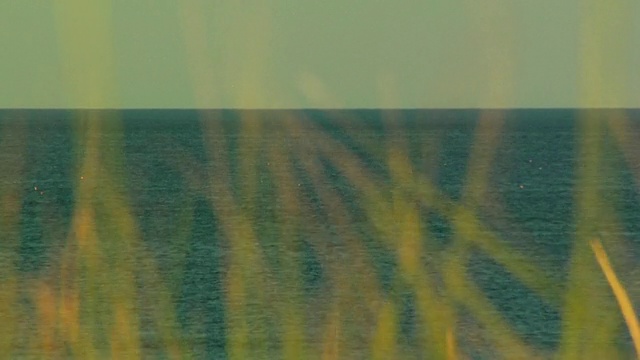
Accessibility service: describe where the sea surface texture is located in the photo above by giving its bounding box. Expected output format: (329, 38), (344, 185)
(0, 109), (639, 358)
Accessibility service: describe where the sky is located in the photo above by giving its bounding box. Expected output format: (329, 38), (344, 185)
(1, 1), (638, 109)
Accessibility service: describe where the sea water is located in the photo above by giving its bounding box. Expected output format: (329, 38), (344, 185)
(1, 109), (638, 358)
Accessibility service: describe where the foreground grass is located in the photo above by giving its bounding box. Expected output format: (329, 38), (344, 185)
(0, 111), (639, 358)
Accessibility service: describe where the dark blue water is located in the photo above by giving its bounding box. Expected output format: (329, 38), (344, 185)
(1, 109), (639, 358)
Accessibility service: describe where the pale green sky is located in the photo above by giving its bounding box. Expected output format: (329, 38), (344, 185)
(1, 1), (638, 108)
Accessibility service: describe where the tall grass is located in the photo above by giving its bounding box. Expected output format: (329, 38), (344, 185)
(2, 110), (639, 358)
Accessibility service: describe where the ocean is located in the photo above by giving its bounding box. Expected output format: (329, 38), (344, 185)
(1, 109), (638, 358)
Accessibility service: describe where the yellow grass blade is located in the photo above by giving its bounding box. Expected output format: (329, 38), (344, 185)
(268, 127), (308, 359)
(446, 327), (458, 360)
(590, 238), (640, 358)
(371, 301), (397, 360)
(462, 111), (504, 206)
(321, 305), (341, 360)
(35, 282), (58, 356)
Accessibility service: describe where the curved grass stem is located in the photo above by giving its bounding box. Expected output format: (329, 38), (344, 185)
(590, 238), (640, 359)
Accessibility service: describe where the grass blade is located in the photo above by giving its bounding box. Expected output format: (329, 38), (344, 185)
(590, 238), (640, 358)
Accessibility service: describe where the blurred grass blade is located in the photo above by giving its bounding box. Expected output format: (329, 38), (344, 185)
(321, 305), (341, 360)
(371, 301), (397, 360)
(590, 238), (640, 358)
(446, 327), (458, 360)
